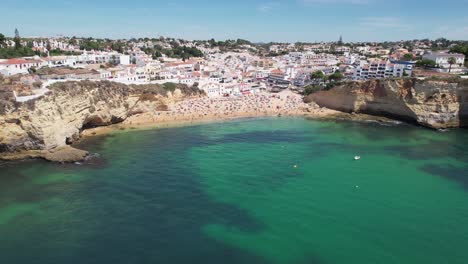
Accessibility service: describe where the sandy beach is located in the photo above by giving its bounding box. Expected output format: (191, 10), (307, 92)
(0, 90), (381, 162)
(81, 90), (340, 137)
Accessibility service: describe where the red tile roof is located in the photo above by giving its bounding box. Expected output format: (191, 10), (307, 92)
(165, 61), (194, 67)
(0, 59), (42, 65)
(271, 69), (284, 74)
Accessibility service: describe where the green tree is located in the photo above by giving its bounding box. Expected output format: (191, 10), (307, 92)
(163, 82), (177, 92)
(311, 71), (325, 80)
(14, 28), (21, 49)
(236, 39), (251, 46)
(402, 53), (414, 61)
(0, 46), (37, 59)
(450, 44), (468, 57)
(328, 72), (344, 81)
(79, 38), (103, 51)
(69, 37), (77, 46)
(416, 59), (436, 68)
(447, 57), (456, 73)
(110, 55), (118, 66)
(152, 51), (162, 59)
(0, 33), (5, 48)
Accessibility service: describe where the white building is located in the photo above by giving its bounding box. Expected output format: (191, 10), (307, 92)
(119, 55), (131, 65)
(0, 58), (47, 76)
(74, 52), (130, 65)
(353, 61), (406, 80)
(178, 77), (195, 85)
(355, 46), (371, 54)
(200, 83), (223, 97)
(43, 56), (77, 67)
(98, 69), (112, 79)
(422, 52), (465, 72)
(112, 66), (149, 83)
(335, 46), (351, 53)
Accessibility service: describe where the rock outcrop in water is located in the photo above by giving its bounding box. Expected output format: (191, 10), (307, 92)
(308, 78), (468, 129)
(0, 80), (204, 161)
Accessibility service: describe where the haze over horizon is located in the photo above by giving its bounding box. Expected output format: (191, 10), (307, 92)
(1, 0), (468, 42)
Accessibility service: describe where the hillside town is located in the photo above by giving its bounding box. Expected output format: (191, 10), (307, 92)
(3, 0), (468, 263)
(1, 30), (467, 101)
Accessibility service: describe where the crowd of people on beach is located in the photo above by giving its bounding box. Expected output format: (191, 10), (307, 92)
(121, 90), (325, 127)
(93, 90), (334, 133)
(164, 91), (310, 121)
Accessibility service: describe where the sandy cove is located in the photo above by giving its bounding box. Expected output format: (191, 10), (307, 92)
(81, 90), (343, 137)
(0, 90), (394, 162)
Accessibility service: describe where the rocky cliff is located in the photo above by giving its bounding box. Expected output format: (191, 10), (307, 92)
(0, 80), (204, 161)
(309, 78), (468, 129)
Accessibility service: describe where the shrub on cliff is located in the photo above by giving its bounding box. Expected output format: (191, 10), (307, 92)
(325, 81), (343, 91)
(0, 92), (15, 114)
(328, 72), (344, 82)
(47, 81), (204, 103)
(303, 85), (321, 96)
(139, 93), (159, 102)
(163, 82), (177, 92)
(32, 81), (43, 88)
(131, 82), (203, 97)
(311, 71), (326, 80)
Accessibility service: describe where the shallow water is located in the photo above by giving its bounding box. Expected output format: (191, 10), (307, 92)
(1, 117), (467, 264)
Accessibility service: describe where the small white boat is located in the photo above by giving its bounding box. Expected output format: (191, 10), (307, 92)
(354, 156), (361, 161)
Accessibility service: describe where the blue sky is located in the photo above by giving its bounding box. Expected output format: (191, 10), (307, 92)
(1, 0), (467, 42)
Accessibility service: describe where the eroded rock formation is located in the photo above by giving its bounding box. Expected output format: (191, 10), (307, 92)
(0, 80), (203, 161)
(309, 78), (468, 129)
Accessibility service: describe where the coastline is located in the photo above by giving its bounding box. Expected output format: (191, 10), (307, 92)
(0, 110), (401, 163)
(80, 108), (339, 137)
(80, 90), (337, 137)
(80, 108), (397, 138)
(0, 90), (400, 163)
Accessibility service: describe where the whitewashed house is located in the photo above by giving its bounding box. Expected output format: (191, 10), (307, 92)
(0, 59), (47, 76)
(422, 53), (465, 73)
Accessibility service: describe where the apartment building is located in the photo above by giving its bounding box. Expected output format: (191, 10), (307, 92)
(353, 61), (406, 80)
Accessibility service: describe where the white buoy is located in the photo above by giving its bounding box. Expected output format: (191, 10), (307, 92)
(294, 165), (298, 168)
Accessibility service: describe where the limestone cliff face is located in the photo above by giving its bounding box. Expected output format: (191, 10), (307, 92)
(0, 80), (203, 158)
(310, 78), (468, 129)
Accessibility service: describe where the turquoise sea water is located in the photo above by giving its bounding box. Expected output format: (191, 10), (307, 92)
(0, 117), (467, 264)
